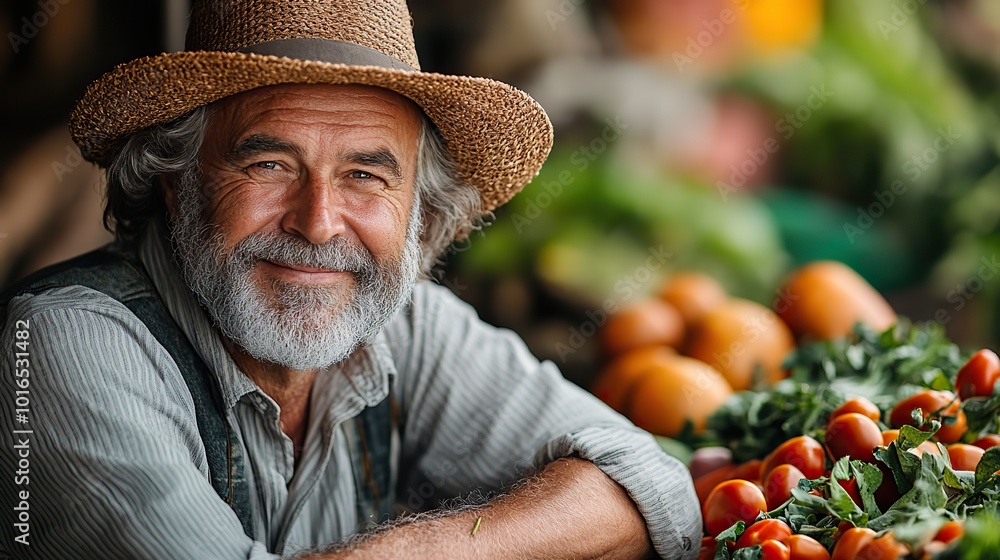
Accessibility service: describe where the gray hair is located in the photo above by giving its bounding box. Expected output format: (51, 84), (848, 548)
(104, 104), (483, 275)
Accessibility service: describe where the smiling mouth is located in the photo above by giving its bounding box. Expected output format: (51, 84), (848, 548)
(261, 259), (349, 276)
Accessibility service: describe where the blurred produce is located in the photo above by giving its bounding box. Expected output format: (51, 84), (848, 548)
(657, 272), (728, 328)
(599, 298), (684, 358)
(624, 353), (732, 438)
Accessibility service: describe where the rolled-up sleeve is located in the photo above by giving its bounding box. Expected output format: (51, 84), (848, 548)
(0, 288), (279, 559)
(386, 282), (702, 559)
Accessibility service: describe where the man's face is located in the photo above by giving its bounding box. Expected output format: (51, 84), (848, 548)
(166, 83), (424, 370)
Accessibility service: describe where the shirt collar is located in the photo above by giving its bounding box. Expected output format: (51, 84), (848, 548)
(135, 221), (395, 411)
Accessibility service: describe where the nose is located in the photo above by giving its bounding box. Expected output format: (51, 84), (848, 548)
(280, 172), (347, 245)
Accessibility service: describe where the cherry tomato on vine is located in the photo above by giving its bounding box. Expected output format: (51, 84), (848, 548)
(831, 527), (876, 560)
(831, 397), (881, 423)
(736, 519), (793, 549)
(761, 436), (826, 480)
(764, 464), (807, 510)
(947, 444), (985, 471)
(955, 349), (1000, 400)
(703, 479), (767, 536)
(826, 412), (882, 463)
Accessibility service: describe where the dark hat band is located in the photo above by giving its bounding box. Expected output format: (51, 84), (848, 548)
(238, 38), (415, 71)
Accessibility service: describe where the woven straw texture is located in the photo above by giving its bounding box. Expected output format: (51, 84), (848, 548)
(68, 0), (553, 214)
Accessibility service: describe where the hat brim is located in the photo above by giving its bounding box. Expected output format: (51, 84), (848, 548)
(69, 51), (554, 214)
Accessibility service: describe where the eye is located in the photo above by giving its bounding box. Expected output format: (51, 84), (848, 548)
(253, 161), (278, 171)
(351, 170), (375, 179)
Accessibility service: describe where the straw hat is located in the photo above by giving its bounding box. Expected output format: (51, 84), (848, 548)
(68, 0), (554, 214)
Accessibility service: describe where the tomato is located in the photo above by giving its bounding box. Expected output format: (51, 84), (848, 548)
(832, 527), (876, 560)
(694, 465), (737, 505)
(736, 519), (793, 549)
(933, 520), (964, 544)
(826, 412), (883, 463)
(831, 397), (881, 423)
(881, 430), (899, 445)
(731, 459), (764, 483)
(764, 464), (807, 510)
(947, 444), (985, 471)
(697, 536), (717, 560)
(838, 478), (863, 508)
(760, 539), (792, 560)
(973, 434), (1000, 451)
(783, 534), (830, 560)
(955, 349), (1000, 400)
(761, 436), (827, 481)
(888, 390), (966, 444)
(856, 533), (908, 560)
(874, 464), (902, 512)
(703, 479), (767, 536)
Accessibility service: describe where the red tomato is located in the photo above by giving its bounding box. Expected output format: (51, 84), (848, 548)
(783, 534), (830, 560)
(736, 519), (793, 549)
(731, 459), (764, 483)
(881, 429), (899, 445)
(703, 479), (768, 536)
(832, 527), (876, 560)
(948, 444), (985, 471)
(694, 465), (737, 505)
(697, 536), (717, 560)
(889, 390), (966, 444)
(956, 349), (1000, 400)
(933, 520), (964, 544)
(761, 436), (827, 481)
(856, 533), (908, 560)
(831, 397), (881, 423)
(760, 539), (791, 560)
(973, 434), (1000, 451)
(838, 478), (863, 508)
(826, 412), (883, 463)
(764, 464), (807, 510)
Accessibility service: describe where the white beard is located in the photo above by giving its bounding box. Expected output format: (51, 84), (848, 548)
(169, 167), (422, 370)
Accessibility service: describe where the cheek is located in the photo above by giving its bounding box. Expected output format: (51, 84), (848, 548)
(204, 183), (287, 245)
(348, 197), (413, 258)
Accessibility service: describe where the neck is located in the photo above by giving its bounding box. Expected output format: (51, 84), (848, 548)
(223, 338), (317, 451)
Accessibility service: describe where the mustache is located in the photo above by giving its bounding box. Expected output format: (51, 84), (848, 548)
(232, 232), (379, 276)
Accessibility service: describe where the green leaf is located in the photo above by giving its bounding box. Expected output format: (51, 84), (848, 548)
(714, 521), (746, 544)
(731, 546), (762, 560)
(850, 460), (885, 518)
(976, 447), (1000, 486)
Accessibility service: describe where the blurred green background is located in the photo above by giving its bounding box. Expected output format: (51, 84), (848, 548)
(2, 0), (999, 388)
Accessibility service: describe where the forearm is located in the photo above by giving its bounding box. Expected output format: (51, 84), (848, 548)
(298, 457), (653, 560)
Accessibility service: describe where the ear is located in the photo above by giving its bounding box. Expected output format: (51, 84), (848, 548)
(160, 174), (178, 218)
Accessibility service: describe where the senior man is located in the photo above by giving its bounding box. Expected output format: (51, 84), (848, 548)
(0, 0), (700, 558)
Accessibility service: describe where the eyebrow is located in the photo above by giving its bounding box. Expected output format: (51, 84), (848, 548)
(226, 134), (302, 164)
(346, 149), (403, 183)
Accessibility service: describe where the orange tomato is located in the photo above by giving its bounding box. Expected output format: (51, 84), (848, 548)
(703, 480), (767, 536)
(826, 412), (883, 463)
(838, 478), (863, 508)
(657, 272), (728, 328)
(685, 299), (795, 391)
(736, 519), (793, 549)
(764, 464), (807, 510)
(889, 390), (966, 444)
(591, 346), (675, 413)
(955, 349), (1000, 400)
(626, 355), (733, 437)
(730, 459), (764, 483)
(783, 534), (830, 560)
(933, 520), (964, 544)
(761, 436), (826, 481)
(600, 299), (685, 358)
(694, 465), (738, 505)
(831, 397), (881, 423)
(947, 444), (985, 472)
(856, 533), (908, 560)
(776, 261), (896, 341)
(832, 527), (876, 560)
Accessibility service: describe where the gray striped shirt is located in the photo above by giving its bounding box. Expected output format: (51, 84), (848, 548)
(0, 225), (701, 559)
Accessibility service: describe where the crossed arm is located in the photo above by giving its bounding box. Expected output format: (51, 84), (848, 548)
(299, 457), (654, 560)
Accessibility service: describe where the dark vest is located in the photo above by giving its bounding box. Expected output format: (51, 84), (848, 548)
(0, 243), (398, 541)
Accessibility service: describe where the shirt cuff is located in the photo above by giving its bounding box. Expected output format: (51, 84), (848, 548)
(534, 425), (702, 560)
